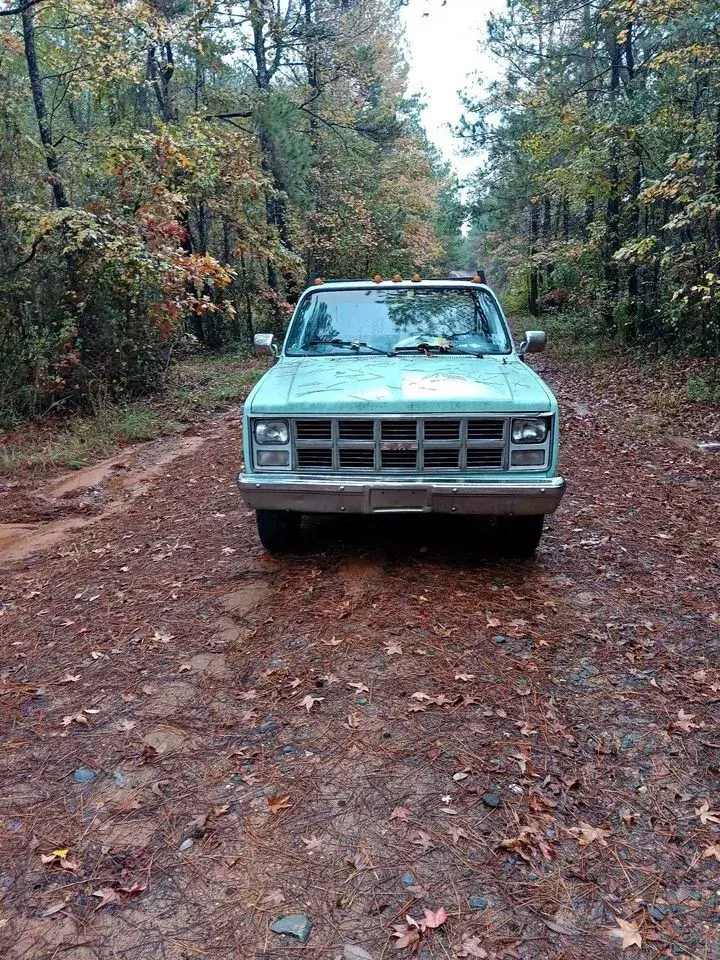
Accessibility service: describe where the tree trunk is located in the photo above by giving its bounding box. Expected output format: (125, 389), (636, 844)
(21, 7), (68, 209)
(603, 27), (622, 330)
(529, 201), (540, 316)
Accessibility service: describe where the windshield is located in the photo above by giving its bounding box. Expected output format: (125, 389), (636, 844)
(284, 287), (512, 356)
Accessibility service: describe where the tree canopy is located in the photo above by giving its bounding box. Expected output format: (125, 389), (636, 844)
(0, 0), (464, 425)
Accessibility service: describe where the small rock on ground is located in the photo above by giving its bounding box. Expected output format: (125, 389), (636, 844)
(72, 768), (96, 783)
(269, 914), (312, 943)
(482, 791), (501, 808)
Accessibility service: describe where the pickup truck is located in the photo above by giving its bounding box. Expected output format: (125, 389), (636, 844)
(238, 277), (565, 556)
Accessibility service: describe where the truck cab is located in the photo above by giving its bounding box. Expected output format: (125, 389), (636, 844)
(238, 277), (565, 556)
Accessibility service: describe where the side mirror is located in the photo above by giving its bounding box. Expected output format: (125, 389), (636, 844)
(519, 330), (547, 356)
(254, 333), (276, 357)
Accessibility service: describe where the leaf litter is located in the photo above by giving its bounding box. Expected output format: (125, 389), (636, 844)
(0, 355), (719, 959)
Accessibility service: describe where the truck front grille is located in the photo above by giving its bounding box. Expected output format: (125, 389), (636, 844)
(290, 417), (510, 473)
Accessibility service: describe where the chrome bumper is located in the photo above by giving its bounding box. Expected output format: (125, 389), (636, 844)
(237, 474), (565, 516)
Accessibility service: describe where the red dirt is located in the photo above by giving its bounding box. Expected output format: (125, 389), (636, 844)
(0, 358), (718, 960)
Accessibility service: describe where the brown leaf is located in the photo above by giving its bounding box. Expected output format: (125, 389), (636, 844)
(41, 901), (69, 917)
(267, 793), (291, 814)
(574, 822), (611, 846)
(695, 801), (720, 825)
(609, 918), (642, 949)
(392, 922), (421, 951)
(58, 673), (80, 684)
(701, 843), (720, 862)
(389, 805), (410, 821)
(40, 848), (69, 865)
(92, 887), (122, 908)
(457, 937), (487, 958)
(298, 694), (324, 711)
(301, 835), (323, 854)
(673, 709), (699, 732)
(348, 681), (369, 693)
(409, 829), (434, 853)
(385, 641), (403, 655)
(455, 673), (475, 682)
(421, 906), (447, 929)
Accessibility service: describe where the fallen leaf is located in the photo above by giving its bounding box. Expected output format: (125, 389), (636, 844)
(116, 719), (137, 732)
(259, 888), (285, 907)
(92, 887), (122, 908)
(298, 694), (324, 711)
(421, 906), (447, 929)
(609, 917), (642, 949)
(392, 921), (421, 951)
(40, 848), (69, 864)
(701, 843), (720, 862)
(448, 825), (468, 843)
(61, 713), (88, 727)
(322, 636), (343, 646)
(385, 641), (402, 655)
(301, 835), (323, 854)
(90, 651), (103, 660)
(348, 681), (369, 694)
(673, 709), (699, 732)
(457, 936), (487, 958)
(455, 673), (475, 682)
(486, 616), (501, 628)
(267, 793), (291, 814)
(58, 673), (80, 683)
(40, 901), (68, 917)
(575, 822), (611, 846)
(389, 806), (410, 821)
(695, 801), (720, 825)
(409, 829), (433, 853)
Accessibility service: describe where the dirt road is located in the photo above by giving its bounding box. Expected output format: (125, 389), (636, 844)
(1, 357), (719, 960)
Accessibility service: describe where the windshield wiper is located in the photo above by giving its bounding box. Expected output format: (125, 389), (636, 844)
(308, 338), (393, 356)
(393, 342), (485, 358)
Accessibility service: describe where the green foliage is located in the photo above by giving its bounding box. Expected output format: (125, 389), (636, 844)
(461, 0), (720, 356)
(0, 0), (462, 428)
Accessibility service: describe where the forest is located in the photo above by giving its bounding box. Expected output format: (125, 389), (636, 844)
(0, 0), (464, 427)
(462, 0), (720, 358)
(1, 0), (720, 430)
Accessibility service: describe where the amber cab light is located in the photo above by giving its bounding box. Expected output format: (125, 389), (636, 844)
(313, 277), (324, 285)
(411, 273), (422, 282)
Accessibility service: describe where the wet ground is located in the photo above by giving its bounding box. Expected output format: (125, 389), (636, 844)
(0, 356), (719, 959)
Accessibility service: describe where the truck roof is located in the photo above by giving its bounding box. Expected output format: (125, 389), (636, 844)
(303, 278), (492, 291)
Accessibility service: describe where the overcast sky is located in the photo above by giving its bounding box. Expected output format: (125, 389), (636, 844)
(400, 0), (502, 181)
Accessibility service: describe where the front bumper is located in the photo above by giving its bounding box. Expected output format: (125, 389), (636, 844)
(237, 474), (566, 516)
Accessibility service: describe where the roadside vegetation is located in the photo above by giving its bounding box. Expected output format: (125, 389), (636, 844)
(461, 0), (720, 361)
(0, 351), (263, 475)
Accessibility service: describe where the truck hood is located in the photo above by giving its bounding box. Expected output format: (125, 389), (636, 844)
(248, 355), (554, 415)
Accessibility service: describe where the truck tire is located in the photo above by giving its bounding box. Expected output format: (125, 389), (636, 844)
(497, 515), (544, 559)
(255, 509), (301, 553)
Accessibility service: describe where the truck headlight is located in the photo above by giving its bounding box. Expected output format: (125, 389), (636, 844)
(512, 418), (548, 443)
(255, 420), (289, 445)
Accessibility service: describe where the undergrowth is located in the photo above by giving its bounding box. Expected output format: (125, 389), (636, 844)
(0, 351), (264, 475)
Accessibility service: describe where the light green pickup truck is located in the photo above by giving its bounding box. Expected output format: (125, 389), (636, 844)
(238, 277), (565, 556)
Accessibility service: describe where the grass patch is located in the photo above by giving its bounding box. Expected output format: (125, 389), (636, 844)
(0, 350), (264, 476)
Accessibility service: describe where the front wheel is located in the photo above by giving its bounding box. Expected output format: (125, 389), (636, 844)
(255, 509), (302, 553)
(496, 515), (545, 559)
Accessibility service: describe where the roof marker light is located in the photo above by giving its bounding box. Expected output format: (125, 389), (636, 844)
(392, 274), (403, 282)
(411, 273), (422, 282)
(471, 274), (482, 283)
(373, 274), (383, 283)
(313, 277), (324, 285)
